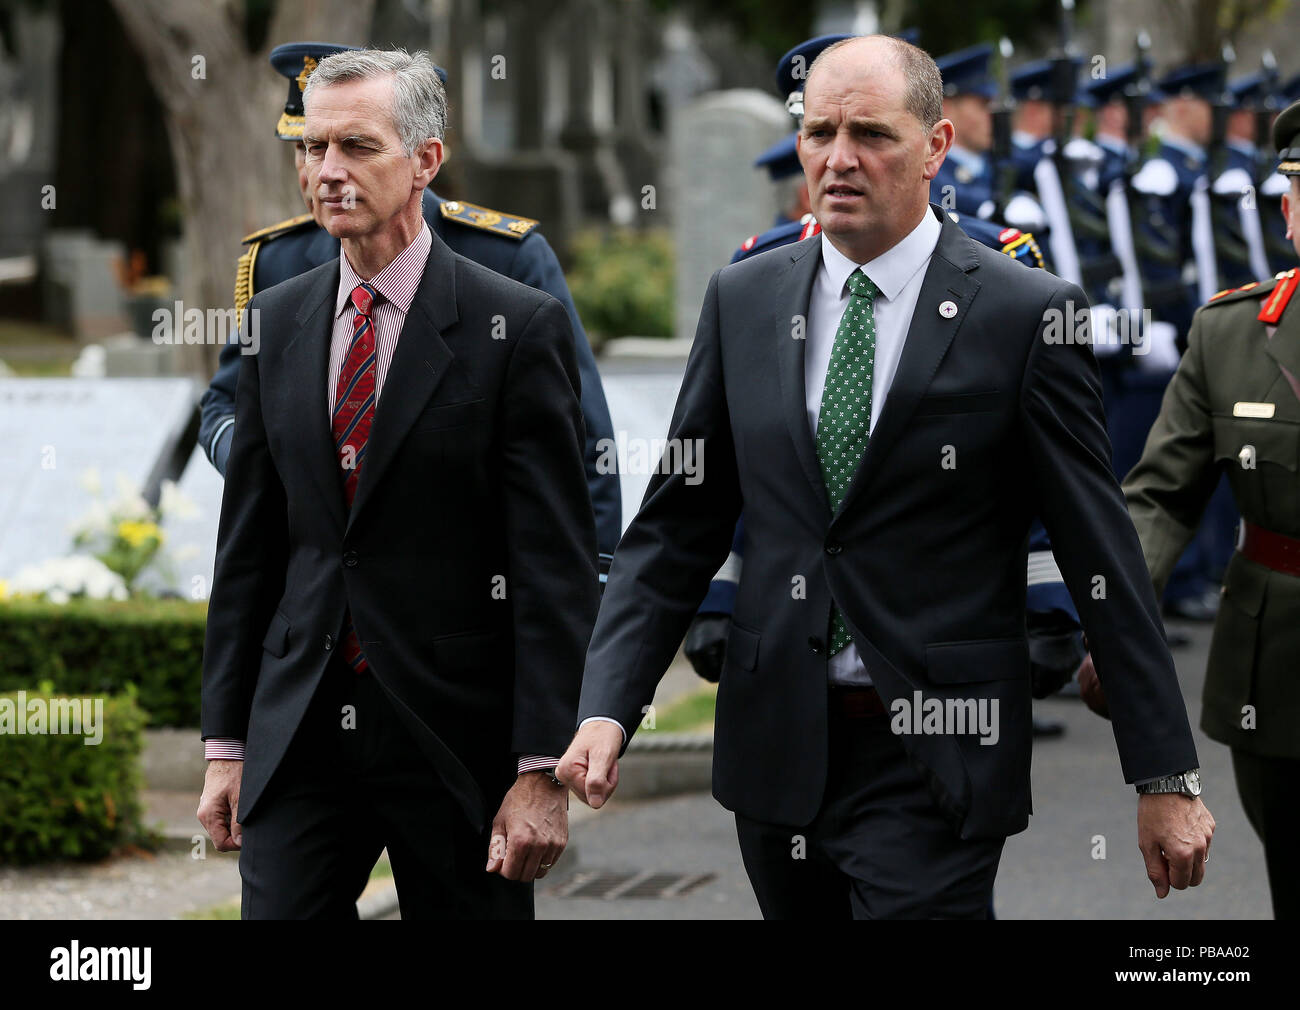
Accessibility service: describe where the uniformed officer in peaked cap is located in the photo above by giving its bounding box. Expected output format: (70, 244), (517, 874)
(1083, 98), (1300, 919)
(200, 41), (622, 580)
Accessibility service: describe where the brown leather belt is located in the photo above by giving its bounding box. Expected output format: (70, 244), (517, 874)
(1238, 519), (1300, 577)
(830, 686), (887, 719)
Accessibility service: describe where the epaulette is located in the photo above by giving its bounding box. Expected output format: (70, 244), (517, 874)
(1258, 268), (1299, 324)
(233, 213), (315, 315)
(997, 227), (1045, 269)
(1204, 272), (1286, 316)
(438, 199), (538, 240)
(240, 212), (315, 246)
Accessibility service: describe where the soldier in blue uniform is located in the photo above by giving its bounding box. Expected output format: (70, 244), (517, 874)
(200, 42), (621, 579)
(752, 133), (811, 229)
(930, 44), (999, 220)
(1121, 63), (1225, 620)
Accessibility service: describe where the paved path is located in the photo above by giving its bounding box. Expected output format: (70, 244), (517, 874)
(534, 620), (1271, 920)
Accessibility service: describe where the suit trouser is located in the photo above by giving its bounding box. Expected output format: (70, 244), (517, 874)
(238, 655), (532, 919)
(1231, 748), (1300, 920)
(734, 694), (1005, 919)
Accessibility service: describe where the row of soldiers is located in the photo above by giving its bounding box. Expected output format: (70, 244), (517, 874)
(738, 34), (1299, 631)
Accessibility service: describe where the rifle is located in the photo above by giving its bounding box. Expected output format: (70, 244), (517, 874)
(991, 36), (1017, 217)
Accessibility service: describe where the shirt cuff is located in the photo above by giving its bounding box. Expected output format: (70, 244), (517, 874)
(517, 755), (559, 774)
(579, 715), (627, 745)
(205, 737), (246, 761)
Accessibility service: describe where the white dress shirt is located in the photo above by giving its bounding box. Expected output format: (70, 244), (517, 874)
(583, 208), (943, 740)
(807, 207), (941, 686)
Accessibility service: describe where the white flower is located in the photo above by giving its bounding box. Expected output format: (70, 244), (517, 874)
(80, 467), (103, 497)
(109, 472), (151, 520)
(70, 500), (112, 538)
(9, 556), (129, 602)
(159, 479), (200, 521)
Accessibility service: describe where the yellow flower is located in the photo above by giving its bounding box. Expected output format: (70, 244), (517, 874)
(0, 579), (8, 601)
(117, 520), (163, 548)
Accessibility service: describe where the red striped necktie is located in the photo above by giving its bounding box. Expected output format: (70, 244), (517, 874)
(331, 281), (380, 673)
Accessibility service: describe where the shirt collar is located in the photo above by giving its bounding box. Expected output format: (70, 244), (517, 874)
(1161, 133), (1206, 164)
(336, 220), (433, 317)
(946, 144), (985, 172)
(818, 206), (941, 304)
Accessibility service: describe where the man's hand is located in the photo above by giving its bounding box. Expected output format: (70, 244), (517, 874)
(1076, 652), (1110, 719)
(684, 613), (730, 682)
(485, 772), (568, 882)
(556, 721), (623, 809)
(197, 759), (243, 851)
(1138, 793), (1216, 898)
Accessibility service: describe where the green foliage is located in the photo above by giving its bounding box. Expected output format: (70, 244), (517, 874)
(0, 598), (207, 727)
(0, 687), (153, 864)
(901, 1), (1092, 58)
(567, 228), (675, 341)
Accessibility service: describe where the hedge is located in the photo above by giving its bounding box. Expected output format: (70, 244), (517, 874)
(0, 598), (206, 727)
(0, 686), (154, 864)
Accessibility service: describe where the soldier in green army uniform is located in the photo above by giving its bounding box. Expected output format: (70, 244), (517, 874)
(1078, 99), (1300, 919)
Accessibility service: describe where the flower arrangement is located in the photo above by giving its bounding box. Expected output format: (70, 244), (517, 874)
(2, 470), (200, 603)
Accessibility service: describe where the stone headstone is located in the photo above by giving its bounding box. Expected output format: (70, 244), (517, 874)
(0, 378), (199, 585)
(598, 357), (688, 530)
(670, 89), (790, 340)
(41, 230), (128, 340)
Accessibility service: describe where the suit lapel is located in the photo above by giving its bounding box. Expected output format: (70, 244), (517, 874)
(345, 232), (458, 531)
(285, 261), (348, 534)
(833, 210), (981, 521)
(775, 235), (833, 514)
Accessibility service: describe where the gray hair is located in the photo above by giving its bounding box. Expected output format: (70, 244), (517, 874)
(303, 48), (447, 155)
(806, 35), (944, 130)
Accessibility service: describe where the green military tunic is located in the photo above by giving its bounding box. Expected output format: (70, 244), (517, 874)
(1123, 268), (1300, 759)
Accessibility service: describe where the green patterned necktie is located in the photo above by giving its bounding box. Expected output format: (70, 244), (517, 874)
(815, 268), (878, 656)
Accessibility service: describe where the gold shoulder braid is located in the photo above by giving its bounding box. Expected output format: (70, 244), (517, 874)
(234, 242), (260, 317)
(232, 213), (315, 314)
(438, 199), (539, 240)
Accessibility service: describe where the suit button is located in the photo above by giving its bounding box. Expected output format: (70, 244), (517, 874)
(825, 543), (842, 556)
(808, 636), (825, 655)
(343, 551), (358, 567)
(324, 634), (334, 651)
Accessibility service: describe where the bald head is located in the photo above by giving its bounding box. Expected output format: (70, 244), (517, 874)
(806, 35), (944, 131)
(796, 34), (953, 263)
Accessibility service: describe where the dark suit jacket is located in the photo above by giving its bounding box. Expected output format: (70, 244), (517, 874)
(201, 229), (599, 833)
(579, 205), (1198, 840)
(199, 189), (622, 560)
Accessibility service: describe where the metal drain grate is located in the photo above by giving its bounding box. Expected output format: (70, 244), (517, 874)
(549, 870), (715, 899)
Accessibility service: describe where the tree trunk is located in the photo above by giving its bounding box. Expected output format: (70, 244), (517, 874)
(108, 0), (375, 373)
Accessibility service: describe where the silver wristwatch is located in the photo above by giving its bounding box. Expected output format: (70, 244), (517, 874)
(1136, 769), (1202, 797)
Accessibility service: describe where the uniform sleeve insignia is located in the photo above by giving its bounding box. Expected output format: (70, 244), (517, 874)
(439, 199), (538, 240)
(741, 234), (758, 252)
(799, 219), (821, 241)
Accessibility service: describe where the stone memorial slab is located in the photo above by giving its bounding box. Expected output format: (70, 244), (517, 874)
(0, 377), (199, 583)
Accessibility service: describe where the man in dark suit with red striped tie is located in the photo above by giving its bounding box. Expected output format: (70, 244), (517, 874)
(197, 47), (598, 919)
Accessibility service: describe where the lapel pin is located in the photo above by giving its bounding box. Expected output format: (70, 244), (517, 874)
(939, 300), (958, 319)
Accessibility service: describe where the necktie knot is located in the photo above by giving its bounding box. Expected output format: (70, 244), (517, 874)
(846, 269), (878, 301)
(350, 282), (379, 317)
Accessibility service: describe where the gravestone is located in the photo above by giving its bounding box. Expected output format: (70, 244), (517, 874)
(670, 89), (789, 341)
(0, 378), (199, 585)
(598, 357), (688, 530)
